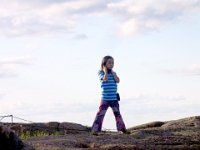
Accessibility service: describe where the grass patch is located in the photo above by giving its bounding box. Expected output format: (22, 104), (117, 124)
(20, 130), (61, 140)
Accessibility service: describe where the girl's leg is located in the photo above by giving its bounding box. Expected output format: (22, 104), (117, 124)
(110, 101), (126, 132)
(91, 100), (109, 132)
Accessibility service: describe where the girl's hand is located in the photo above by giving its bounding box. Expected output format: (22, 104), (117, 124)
(103, 66), (107, 74)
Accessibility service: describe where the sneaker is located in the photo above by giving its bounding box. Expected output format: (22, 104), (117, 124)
(91, 131), (99, 136)
(121, 129), (131, 134)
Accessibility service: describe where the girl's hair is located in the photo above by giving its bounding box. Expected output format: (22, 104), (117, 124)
(99, 55), (114, 73)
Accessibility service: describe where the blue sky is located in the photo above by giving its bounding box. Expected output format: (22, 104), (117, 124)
(0, 0), (200, 129)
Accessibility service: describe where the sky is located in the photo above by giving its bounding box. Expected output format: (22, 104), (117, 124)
(0, 0), (200, 130)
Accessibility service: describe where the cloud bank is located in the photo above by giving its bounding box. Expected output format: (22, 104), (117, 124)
(162, 64), (200, 76)
(0, 56), (35, 78)
(0, 0), (200, 37)
(107, 0), (200, 36)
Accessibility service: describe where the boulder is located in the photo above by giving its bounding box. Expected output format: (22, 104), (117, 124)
(0, 125), (33, 150)
(161, 116), (200, 128)
(129, 121), (165, 130)
(59, 122), (89, 134)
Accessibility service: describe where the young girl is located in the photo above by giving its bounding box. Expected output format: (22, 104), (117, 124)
(91, 55), (128, 134)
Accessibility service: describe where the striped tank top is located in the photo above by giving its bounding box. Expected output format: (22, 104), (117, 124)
(98, 71), (118, 101)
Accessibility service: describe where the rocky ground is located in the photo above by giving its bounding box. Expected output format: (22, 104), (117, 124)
(1, 116), (200, 150)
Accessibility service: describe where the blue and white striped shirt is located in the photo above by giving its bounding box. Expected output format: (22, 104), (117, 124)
(99, 71), (118, 101)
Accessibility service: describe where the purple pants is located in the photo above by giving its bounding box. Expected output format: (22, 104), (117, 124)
(91, 100), (126, 132)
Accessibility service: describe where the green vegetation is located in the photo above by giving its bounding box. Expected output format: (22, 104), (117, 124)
(20, 130), (61, 140)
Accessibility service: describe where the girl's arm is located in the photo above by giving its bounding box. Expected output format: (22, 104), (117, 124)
(112, 71), (120, 83)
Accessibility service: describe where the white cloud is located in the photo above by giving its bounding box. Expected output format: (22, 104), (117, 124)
(0, 100), (97, 123)
(162, 64), (200, 76)
(0, 0), (200, 37)
(0, 0), (106, 37)
(0, 56), (35, 78)
(108, 0), (200, 37)
(72, 34), (88, 40)
(0, 93), (5, 100)
(180, 64), (200, 75)
(0, 101), (22, 116)
(121, 93), (200, 125)
(123, 93), (186, 106)
(0, 56), (35, 66)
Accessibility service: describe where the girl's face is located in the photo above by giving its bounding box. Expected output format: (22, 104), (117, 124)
(105, 58), (114, 69)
